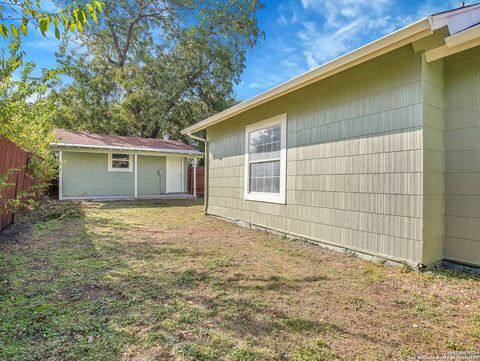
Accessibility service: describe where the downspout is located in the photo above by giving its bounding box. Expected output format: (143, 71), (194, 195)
(185, 132), (208, 215)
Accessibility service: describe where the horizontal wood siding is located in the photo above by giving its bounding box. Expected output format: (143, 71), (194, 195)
(207, 45), (424, 264)
(444, 46), (480, 266)
(137, 155), (166, 196)
(62, 152), (134, 197)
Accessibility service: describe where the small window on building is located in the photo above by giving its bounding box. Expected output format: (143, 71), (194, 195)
(244, 113), (286, 204)
(108, 153), (133, 172)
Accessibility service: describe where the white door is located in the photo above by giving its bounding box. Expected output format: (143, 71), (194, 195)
(166, 157), (183, 193)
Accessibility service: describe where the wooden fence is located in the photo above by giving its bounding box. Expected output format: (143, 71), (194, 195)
(187, 166), (204, 197)
(0, 137), (34, 231)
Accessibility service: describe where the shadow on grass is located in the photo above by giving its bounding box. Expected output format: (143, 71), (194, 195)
(0, 199), (218, 360)
(430, 268), (480, 282)
(196, 291), (346, 338)
(0, 200), (154, 360)
(221, 274), (328, 292)
(0, 199), (84, 243)
(7, 198), (476, 360)
(95, 198), (203, 211)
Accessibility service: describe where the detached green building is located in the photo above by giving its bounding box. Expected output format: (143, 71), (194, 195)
(51, 129), (203, 200)
(183, 4), (480, 269)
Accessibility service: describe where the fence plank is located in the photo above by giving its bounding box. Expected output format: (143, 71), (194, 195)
(0, 137), (32, 231)
(187, 165), (204, 196)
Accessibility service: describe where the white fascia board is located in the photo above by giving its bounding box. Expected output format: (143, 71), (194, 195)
(50, 142), (203, 156)
(425, 37), (480, 62)
(426, 22), (480, 62)
(445, 23), (480, 47)
(181, 17), (432, 135)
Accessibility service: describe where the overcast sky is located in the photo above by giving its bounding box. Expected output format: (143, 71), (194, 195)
(7, 0), (467, 100)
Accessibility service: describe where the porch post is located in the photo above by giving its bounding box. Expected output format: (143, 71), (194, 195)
(134, 154), (138, 198)
(193, 158), (197, 198)
(59, 151), (63, 201)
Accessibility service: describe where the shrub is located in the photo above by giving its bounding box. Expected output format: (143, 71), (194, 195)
(0, 41), (58, 214)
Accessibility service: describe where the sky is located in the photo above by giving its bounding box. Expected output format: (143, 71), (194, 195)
(4, 0), (469, 100)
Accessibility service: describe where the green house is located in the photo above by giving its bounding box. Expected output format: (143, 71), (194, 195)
(182, 4), (480, 269)
(51, 129), (203, 200)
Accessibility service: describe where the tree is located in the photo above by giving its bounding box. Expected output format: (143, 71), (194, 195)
(52, 0), (264, 141)
(0, 0), (103, 39)
(0, 1), (104, 213)
(0, 41), (58, 211)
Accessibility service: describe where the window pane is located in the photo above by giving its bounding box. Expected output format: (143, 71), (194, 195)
(265, 162), (273, 176)
(272, 177), (280, 193)
(249, 160), (281, 194)
(111, 154), (130, 169)
(112, 153), (129, 160)
(265, 177), (272, 192)
(112, 160), (129, 168)
(258, 162), (265, 177)
(250, 176), (257, 192)
(273, 161), (280, 175)
(249, 125), (281, 161)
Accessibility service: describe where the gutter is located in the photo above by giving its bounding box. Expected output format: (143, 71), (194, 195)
(186, 134), (206, 144)
(181, 133), (209, 214)
(181, 17), (432, 135)
(181, 4), (480, 135)
(50, 142), (203, 157)
(181, 3), (480, 215)
(181, 17), (434, 215)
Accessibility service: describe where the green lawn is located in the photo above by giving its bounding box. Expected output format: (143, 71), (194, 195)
(0, 200), (479, 360)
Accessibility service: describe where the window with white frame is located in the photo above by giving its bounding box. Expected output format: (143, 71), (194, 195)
(244, 113), (287, 204)
(108, 153), (133, 172)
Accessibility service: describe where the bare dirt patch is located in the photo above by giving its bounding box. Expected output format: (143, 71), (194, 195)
(1, 199), (478, 361)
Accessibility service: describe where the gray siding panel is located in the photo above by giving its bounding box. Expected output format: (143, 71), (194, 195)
(444, 46), (480, 266)
(206, 46), (425, 264)
(421, 55), (445, 266)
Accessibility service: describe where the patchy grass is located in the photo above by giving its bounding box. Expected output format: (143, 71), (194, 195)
(291, 339), (339, 361)
(0, 199), (479, 361)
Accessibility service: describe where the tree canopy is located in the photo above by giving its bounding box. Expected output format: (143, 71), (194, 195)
(52, 0), (264, 141)
(0, 1), (103, 212)
(0, 0), (103, 39)
(0, 41), (60, 211)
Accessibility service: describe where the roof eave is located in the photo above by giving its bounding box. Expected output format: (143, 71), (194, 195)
(425, 22), (480, 62)
(181, 17), (433, 136)
(49, 142), (203, 156)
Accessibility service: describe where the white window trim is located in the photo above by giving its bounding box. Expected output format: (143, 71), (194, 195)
(244, 113), (287, 204)
(108, 153), (133, 172)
